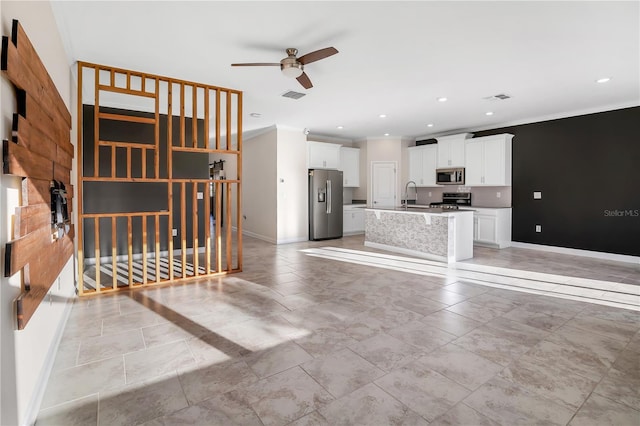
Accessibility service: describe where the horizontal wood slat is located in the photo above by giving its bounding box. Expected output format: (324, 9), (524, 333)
(12, 114), (57, 160)
(4, 226), (51, 277)
(3, 140), (53, 180)
(17, 233), (73, 329)
(98, 84), (156, 98)
(53, 163), (71, 185)
(24, 91), (73, 156)
(12, 21), (71, 127)
(14, 203), (50, 239)
(22, 178), (51, 205)
(98, 112), (156, 124)
(98, 140), (156, 150)
(56, 144), (73, 170)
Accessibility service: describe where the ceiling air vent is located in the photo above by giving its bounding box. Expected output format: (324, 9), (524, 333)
(484, 93), (511, 101)
(281, 90), (306, 100)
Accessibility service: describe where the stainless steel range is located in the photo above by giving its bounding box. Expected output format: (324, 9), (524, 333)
(429, 192), (472, 210)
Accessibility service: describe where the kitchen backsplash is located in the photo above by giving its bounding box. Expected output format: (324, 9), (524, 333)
(415, 186), (512, 208)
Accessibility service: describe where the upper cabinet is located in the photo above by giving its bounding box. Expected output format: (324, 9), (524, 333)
(339, 146), (360, 187)
(308, 141), (341, 169)
(464, 134), (513, 186)
(408, 144), (438, 186)
(436, 133), (473, 168)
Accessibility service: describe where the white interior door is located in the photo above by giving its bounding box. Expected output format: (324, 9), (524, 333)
(371, 161), (397, 208)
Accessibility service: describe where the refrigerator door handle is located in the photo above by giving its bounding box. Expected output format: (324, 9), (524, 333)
(326, 180), (332, 214)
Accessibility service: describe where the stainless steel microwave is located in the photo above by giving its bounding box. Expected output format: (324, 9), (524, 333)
(436, 168), (465, 185)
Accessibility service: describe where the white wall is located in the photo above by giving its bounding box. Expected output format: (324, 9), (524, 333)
(242, 127), (277, 242)
(1, 2), (76, 425)
(276, 128), (308, 243)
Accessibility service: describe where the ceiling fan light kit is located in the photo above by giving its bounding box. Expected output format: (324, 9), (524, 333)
(232, 46), (338, 89)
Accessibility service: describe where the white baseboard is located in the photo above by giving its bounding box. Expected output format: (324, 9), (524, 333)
(242, 229), (277, 244)
(510, 242), (640, 265)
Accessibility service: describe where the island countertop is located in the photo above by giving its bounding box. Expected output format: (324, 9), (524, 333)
(364, 207), (473, 263)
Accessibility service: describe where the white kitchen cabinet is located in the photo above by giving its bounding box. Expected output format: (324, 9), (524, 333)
(308, 141), (341, 169)
(436, 133), (472, 168)
(472, 207), (512, 248)
(408, 144), (438, 186)
(339, 147), (360, 187)
(464, 134), (513, 186)
(343, 205), (365, 234)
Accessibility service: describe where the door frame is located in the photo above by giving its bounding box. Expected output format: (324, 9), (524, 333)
(370, 161), (397, 208)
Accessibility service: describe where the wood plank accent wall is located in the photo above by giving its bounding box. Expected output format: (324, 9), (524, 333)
(1, 20), (75, 330)
(77, 62), (243, 295)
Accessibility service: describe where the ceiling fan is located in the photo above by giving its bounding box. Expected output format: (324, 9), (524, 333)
(231, 47), (338, 89)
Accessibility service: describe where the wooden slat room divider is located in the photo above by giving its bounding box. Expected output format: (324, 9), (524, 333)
(77, 62), (242, 295)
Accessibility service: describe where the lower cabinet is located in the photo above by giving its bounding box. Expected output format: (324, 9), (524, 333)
(343, 206), (365, 235)
(472, 208), (512, 248)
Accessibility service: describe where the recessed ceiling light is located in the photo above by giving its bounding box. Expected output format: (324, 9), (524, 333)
(379, 114), (387, 118)
(337, 126), (344, 129)
(596, 77), (611, 83)
(384, 133), (390, 136)
(485, 111), (494, 116)
(437, 97), (448, 102)
(426, 123), (434, 128)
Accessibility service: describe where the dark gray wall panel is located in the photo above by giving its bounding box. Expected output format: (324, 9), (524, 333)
(474, 106), (640, 256)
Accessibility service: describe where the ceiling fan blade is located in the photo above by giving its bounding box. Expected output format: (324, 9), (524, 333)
(298, 47), (338, 65)
(297, 72), (313, 89)
(231, 63), (280, 67)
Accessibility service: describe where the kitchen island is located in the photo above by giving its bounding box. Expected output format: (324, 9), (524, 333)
(364, 207), (474, 263)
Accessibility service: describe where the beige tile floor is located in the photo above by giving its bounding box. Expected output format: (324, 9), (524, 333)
(36, 235), (640, 425)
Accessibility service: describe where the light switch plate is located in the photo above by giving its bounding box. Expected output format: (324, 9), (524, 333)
(535, 225), (542, 233)
(533, 191), (542, 199)
(197, 192), (204, 199)
(172, 229), (177, 236)
(496, 191), (501, 198)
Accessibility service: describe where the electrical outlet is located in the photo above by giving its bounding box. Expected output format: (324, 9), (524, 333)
(197, 192), (204, 199)
(496, 191), (501, 198)
(535, 225), (542, 233)
(428, 191), (432, 197)
(172, 229), (177, 236)
(534, 191), (542, 199)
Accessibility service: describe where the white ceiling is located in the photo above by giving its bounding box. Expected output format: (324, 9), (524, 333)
(51, 1), (639, 141)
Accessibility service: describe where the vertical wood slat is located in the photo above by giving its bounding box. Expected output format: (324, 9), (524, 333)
(192, 85), (197, 148)
(155, 78), (160, 179)
(192, 182), (199, 275)
(226, 183), (232, 271)
(142, 216), (148, 284)
(141, 147), (146, 179)
(126, 146), (131, 179)
(110, 69), (115, 87)
(111, 145), (116, 178)
(141, 74), (146, 92)
(77, 62), (85, 294)
(237, 92), (243, 270)
(205, 181), (211, 274)
(167, 83), (174, 281)
(215, 181), (222, 272)
(94, 67), (100, 177)
(180, 83), (185, 148)
(94, 217), (101, 291)
(127, 216), (133, 286)
(204, 88), (210, 150)
(215, 90), (220, 150)
(112, 216), (117, 289)
(155, 214), (160, 283)
(181, 182), (187, 278)
(226, 91), (232, 150)
(126, 71), (131, 90)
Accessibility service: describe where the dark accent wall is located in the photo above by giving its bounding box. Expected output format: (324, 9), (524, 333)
(473, 106), (640, 256)
(82, 105), (208, 257)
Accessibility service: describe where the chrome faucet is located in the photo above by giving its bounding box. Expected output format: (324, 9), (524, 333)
(403, 181), (418, 210)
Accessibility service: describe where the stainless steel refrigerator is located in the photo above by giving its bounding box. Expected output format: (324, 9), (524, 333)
(309, 169), (343, 240)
